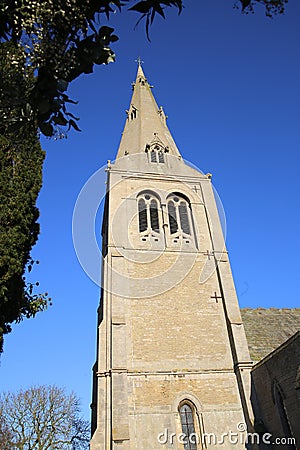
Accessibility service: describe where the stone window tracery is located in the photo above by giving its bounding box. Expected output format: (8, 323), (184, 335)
(137, 192), (161, 243)
(146, 143), (165, 164)
(167, 194), (194, 245)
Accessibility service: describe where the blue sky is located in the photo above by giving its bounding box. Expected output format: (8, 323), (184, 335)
(1, 0), (300, 420)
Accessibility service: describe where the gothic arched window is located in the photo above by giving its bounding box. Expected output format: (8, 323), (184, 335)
(167, 194), (194, 245)
(273, 383), (296, 448)
(179, 403), (198, 450)
(137, 192), (161, 242)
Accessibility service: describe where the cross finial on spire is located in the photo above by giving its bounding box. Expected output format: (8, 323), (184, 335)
(135, 56), (144, 66)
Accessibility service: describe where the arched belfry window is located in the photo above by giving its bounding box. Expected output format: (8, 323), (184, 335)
(179, 403), (198, 450)
(137, 192), (161, 243)
(167, 194), (194, 246)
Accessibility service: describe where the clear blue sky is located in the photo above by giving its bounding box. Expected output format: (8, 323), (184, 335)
(1, 0), (300, 421)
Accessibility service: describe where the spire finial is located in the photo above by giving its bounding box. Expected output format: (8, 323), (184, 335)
(135, 56), (144, 67)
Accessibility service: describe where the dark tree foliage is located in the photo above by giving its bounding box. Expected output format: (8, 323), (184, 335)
(0, 43), (50, 352)
(0, 0), (288, 137)
(239, 0), (287, 16)
(0, 130), (50, 352)
(0, 44), (50, 351)
(0, 0), (183, 138)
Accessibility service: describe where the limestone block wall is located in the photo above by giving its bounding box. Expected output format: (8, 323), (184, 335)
(127, 373), (246, 450)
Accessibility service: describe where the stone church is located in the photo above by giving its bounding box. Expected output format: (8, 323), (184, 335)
(90, 64), (299, 449)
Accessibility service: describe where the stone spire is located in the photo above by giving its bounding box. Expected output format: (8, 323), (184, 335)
(116, 62), (181, 159)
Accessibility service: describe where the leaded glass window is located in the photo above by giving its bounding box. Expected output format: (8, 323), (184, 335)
(179, 403), (197, 450)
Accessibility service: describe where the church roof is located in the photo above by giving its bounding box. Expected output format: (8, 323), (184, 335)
(241, 307), (300, 362)
(116, 63), (181, 159)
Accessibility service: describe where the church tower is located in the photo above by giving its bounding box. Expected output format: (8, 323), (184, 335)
(90, 64), (253, 449)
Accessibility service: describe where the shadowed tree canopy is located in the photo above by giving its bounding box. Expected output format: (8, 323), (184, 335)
(0, 0), (288, 138)
(0, 385), (89, 449)
(0, 0), (183, 138)
(239, 0), (287, 16)
(0, 42), (51, 353)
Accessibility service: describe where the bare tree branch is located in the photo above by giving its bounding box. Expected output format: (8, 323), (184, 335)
(0, 385), (89, 449)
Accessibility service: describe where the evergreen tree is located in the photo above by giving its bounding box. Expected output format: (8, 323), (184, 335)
(0, 130), (49, 352)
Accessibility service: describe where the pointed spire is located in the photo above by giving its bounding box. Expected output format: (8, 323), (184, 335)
(135, 56), (145, 76)
(116, 63), (181, 159)
(136, 62), (145, 80)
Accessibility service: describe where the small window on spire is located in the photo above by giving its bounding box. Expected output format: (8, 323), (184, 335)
(158, 151), (164, 163)
(130, 106), (137, 120)
(148, 144), (165, 164)
(150, 151), (157, 163)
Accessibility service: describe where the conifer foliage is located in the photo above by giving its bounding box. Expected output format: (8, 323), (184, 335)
(0, 43), (50, 352)
(0, 131), (49, 353)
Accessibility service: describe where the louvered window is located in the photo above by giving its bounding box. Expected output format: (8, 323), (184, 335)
(150, 151), (157, 162)
(150, 199), (159, 232)
(148, 145), (165, 163)
(168, 201), (178, 234)
(138, 199), (147, 232)
(158, 151), (164, 163)
(179, 202), (190, 234)
(137, 193), (161, 241)
(179, 403), (197, 450)
(167, 194), (193, 245)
